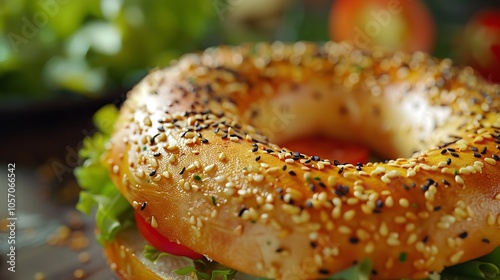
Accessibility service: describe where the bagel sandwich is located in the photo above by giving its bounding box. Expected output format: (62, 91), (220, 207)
(75, 42), (500, 280)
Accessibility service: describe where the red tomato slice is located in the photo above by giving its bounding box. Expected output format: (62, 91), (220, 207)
(134, 211), (203, 259)
(492, 45), (500, 61)
(280, 136), (370, 164)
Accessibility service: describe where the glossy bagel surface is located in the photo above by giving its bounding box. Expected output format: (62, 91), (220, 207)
(105, 42), (500, 279)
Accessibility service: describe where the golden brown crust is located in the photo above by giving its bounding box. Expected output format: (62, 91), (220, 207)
(105, 42), (500, 279)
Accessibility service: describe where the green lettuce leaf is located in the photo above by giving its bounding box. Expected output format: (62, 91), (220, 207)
(144, 244), (171, 263)
(327, 259), (372, 280)
(143, 245), (239, 280)
(173, 257), (371, 280)
(174, 257), (238, 280)
(75, 104), (134, 243)
(440, 247), (500, 280)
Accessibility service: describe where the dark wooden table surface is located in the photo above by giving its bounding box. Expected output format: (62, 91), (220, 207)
(0, 165), (117, 280)
(0, 95), (124, 280)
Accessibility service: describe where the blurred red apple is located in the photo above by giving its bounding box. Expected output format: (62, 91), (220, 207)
(460, 10), (500, 84)
(329, 0), (435, 52)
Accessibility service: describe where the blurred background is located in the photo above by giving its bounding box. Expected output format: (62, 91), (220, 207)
(1, 0), (500, 279)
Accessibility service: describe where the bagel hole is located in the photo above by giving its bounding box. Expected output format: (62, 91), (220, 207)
(248, 84), (452, 161)
(278, 134), (379, 164)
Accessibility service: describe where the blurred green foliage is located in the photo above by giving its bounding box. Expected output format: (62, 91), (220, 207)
(0, 0), (216, 100)
(1, 0), (498, 103)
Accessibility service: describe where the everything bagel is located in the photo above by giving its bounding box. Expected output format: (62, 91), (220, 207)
(104, 41), (500, 279)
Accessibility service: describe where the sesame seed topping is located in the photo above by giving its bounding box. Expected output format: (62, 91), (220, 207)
(455, 175), (465, 185)
(449, 250), (464, 264)
(282, 204), (301, 215)
(218, 152), (226, 161)
(253, 174), (264, 182)
(150, 216), (158, 228)
(379, 222), (388, 237)
(399, 198), (410, 208)
(135, 169), (144, 178)
(338, 225), (352, 235)
(327, 175), (336, 187)
(407, 233), (417, 245)
(166, 144), (179, 151)
(204, 164), (216, 173)
(168, 154), (176, 163)
(349, 237), (360, 244)
(365, 242), (375, 254)
(319, 269), (329, 275)
(488, 212), (495, 226)
(485, 157), (497, 165)
(343, 209), (356, 221)
(385, 196), (394, 208)
(238, 207), (248, 217)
